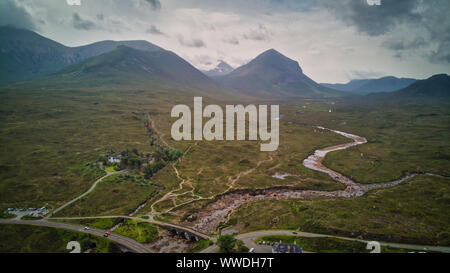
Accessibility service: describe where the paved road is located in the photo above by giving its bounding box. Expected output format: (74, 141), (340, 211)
(48, 170), (126, 218)
(237, 230), (450, 253)
(0, 219), (150, 253)
(201, 230), (450, 253)
(52, 215), (214, 242)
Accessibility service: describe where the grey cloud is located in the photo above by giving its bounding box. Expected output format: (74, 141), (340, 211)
(346, 70), (384, 80)
(429, 43), (450, 64)
(324, 0), (450, 63)
(322, 0), (421, 36)
(420, 0), (450, 63)
(223, 36), (240, 45)
(383, 37), (426, 51)
(177, 35), (206, 48)
(195, 55), (214, 66)
(144, 0), (161, 11)
(72, 13), (96, 30)
(146, 25), (164, 35)
(243, 24), (271, 41)
(393, 52), (403, 59)
(0, 0), (38, 30)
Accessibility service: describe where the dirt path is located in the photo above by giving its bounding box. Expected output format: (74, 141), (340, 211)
(146, 114), (171, 148)
(153, 154), (275, 216)
(48, 170), (127, 218)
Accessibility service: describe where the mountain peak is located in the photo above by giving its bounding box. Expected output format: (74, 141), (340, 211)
(217, 60), (233, 69)
(202, 60), (234, 77)
(214, 49), (342, 98)
(261, 48), (279, 55)
(251, 48), (303, 74)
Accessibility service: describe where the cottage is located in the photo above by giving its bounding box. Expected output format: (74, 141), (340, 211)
(108, 155), (122, 163)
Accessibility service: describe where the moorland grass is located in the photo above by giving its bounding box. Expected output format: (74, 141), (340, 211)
(228, 175), (450, 245)
(0, 223), (121, 253)
(54, 173), (157, 217)
(113, 219), (160, 243)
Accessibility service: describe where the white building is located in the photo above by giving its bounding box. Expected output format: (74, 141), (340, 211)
(108, 155), (122, 163)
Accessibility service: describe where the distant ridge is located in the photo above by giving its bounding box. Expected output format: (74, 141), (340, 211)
(214, 49), (343, 98)
(363, 74), (450, 104)
(391, 74), (450, 98)
(321, 76), (416, 94)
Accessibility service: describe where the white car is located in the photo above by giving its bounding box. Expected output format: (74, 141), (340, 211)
(84, 226), (89, 230)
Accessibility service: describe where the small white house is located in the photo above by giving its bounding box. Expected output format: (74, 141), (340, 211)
(108, 156), (121, 163)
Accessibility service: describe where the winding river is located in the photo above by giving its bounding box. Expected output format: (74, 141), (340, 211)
(184, 127), (442, 234)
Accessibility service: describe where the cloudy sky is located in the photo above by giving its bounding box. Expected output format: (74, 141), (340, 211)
(1, 0), (449, 83)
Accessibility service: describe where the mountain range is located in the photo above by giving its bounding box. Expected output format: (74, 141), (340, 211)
(0, 26), (163, 83)
(1, 26), (448, 101)
(321, 76), (417, 95)
(0, 27), (342, 98)
(46, 45), (218, 90)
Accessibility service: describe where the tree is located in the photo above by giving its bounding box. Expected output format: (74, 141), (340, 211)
(217, 235), (237, 253)
(149, 136), (157, 146)
(144, 160), (167, 178)
(217, 235), (249, 253)
(166, 147), (183, 161)
(153, 148), (167, 162)
(144, 165), (153, 179)
(98, 156), (107, 164)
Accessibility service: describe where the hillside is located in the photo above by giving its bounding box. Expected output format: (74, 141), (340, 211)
(392, 74), (450, 98)
(34, 46), (222, 93)
(0, 26), (163, 83)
